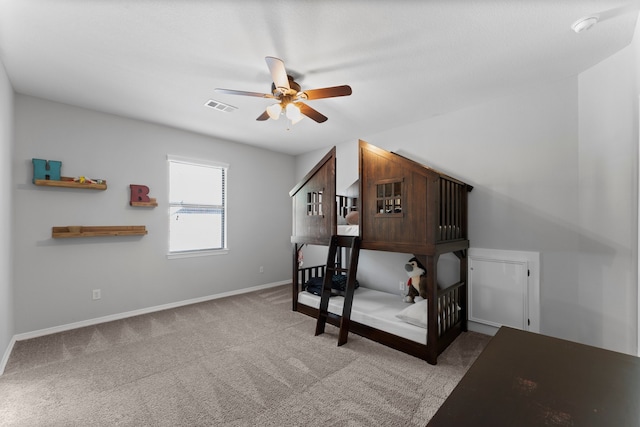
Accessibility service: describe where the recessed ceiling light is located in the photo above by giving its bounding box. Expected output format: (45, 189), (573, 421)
(571, 16), (599, 33)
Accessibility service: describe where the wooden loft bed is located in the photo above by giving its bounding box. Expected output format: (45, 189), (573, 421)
(290, 140), (473, 364)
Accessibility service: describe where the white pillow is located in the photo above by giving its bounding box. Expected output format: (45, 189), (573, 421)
(395, 299), (428, 329)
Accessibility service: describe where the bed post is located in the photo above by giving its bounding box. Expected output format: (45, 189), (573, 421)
(292, 243), (300, 311)
(416, 253), (439, 365)
(455, 249), (468, 332)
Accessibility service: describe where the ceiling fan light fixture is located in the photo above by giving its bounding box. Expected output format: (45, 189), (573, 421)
(266, 103), (282, 120)
(290, 114), (304, 125)
(286, 103), (302, 121)
(571, 15), (599, 33)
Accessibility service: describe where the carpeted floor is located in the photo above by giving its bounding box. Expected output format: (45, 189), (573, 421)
(0, 285), (490, 426)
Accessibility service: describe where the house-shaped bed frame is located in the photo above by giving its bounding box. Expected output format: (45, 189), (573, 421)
(290, 140), (472, 364)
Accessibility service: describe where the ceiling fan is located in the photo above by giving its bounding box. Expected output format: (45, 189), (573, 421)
(214, 56), (352, 124)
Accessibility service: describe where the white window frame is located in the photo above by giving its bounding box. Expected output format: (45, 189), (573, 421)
(167, 154), (229, 259)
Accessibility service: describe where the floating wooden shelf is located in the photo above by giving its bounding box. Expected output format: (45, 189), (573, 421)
(130, 198), (158, 207)
(34, 177), (107, 190)
(52, 225), (147, 238)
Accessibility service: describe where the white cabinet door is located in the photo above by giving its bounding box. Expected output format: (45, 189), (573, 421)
(469, 257), (529, 330)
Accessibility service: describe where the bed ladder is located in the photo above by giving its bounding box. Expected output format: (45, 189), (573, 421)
(315, 235), (361, 346)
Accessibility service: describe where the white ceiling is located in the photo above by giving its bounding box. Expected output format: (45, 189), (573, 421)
(0, 0), (637, 156)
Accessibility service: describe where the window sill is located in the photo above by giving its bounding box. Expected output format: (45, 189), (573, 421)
(167, 249), (229, 259)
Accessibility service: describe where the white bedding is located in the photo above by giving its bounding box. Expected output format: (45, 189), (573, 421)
(337, 224), (460, 239)
(298, 287), (428, 344)
(337, 224), (359, 236)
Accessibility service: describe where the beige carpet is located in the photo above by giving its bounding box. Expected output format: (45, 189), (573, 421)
(0, 285), (490, 426)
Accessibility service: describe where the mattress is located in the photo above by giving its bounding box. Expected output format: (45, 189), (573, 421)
(298, 287), (427, 344)
(337, 224), (359, 236)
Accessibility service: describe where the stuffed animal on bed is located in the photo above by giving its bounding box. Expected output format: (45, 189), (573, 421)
(404, 257), (428, 303)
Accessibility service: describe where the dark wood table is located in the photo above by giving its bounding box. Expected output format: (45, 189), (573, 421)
(427, 326), (640, 427)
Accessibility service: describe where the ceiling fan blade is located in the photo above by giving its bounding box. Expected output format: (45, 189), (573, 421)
(256, 110), (270, 121)
(214, 88), (274, 98)
(302, 85), (352, 100)
(265, 56), (290, 91)
(298, 103), (328, 123)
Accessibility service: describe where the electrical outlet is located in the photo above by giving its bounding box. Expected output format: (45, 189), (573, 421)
(398, 281), (405, 291)
(92, 289), (101, 300)
(259, 266), (264, 274)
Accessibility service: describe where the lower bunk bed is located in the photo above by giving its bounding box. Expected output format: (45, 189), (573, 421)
(294, 264), (466, 365)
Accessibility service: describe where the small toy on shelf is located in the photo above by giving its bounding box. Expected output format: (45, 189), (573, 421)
(32, 158), (107, 190)
(130, 184), (158, 207)
(74, 176), (98, 184)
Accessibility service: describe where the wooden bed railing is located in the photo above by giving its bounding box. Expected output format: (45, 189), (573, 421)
(297, 264), (325, 289)
(438, 177), (468, 242)
(436, 281), (465, 336)
(336, 195), (357, 219)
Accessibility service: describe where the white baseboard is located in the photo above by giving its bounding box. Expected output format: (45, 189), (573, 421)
(467, 320), (499, 337)
(10, 280), (289, 345)
(0, 335), (16, 376)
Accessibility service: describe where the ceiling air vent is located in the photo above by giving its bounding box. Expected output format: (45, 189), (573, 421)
(205, 99), (237, 113)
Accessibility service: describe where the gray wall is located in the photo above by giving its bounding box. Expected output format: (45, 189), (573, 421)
(295, 39), (638, 355)
(577, 40), (638, 353)
(12, 95), (294, 334)
(0, 57), (14, 367)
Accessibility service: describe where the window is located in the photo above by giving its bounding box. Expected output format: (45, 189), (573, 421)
(306, 189), (324, 216)
(376, 179), (403, 215)
(168, 155), (228, 257)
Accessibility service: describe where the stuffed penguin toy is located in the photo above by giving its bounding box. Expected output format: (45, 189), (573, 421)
(404, 257), (428, 303)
